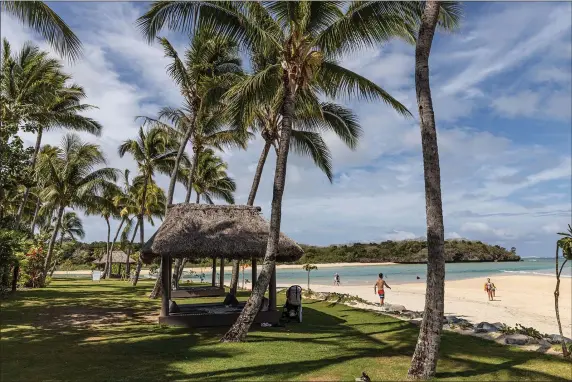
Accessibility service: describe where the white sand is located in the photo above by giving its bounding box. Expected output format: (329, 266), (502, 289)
(307, 275), (572, 337)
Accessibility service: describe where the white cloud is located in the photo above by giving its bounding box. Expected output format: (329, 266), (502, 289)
(2, 2), (571, 259)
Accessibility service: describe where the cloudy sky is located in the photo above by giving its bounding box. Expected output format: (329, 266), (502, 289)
(3, 2), (571, 257)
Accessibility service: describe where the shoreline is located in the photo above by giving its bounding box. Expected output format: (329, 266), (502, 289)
(53, 262), (398, 275)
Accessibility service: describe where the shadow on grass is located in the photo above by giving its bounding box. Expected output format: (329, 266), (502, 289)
(1, 281), (570, 381)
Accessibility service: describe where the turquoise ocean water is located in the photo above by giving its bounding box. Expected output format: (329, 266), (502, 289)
(180, 257), (571, 286)
(57, 257), (571, 285)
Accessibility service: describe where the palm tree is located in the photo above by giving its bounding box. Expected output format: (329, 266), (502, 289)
(407, 2), (461, 379)
(146, 30), (243, 213)
(172, 149), (236, 286)
(56, 211), (84, 244)
(2, 40), (102, 227)
(45, 210), (84, 276)
(130, 178), (167, 285)
(302, 263), (317, 292)
(86, 186), (119, 278)
(1, 1), (82, 61)
(555, 225), (572, 357)
(191, 149), (236, 204)
(118, 126), (177, 290)
(138, 0), (460, 342)
(227, 48), (362, 294)
(35, 133), (117, 285)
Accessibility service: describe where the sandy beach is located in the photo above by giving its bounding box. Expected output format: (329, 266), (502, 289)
(306, 275), (572, 338)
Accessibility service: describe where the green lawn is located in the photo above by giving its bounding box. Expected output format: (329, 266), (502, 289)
(1, 280), (570, 381)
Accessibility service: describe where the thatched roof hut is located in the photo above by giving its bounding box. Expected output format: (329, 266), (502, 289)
(93, 250), (136, 264)
(141, 204), (303, 263)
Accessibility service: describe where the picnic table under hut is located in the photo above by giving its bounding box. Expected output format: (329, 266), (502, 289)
(141, 204), (304, 327)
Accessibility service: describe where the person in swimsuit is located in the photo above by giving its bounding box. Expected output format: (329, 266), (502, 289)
(374, 273), (391, 305)
(491, 281), (497, 298)
(484, 278), (494, 301)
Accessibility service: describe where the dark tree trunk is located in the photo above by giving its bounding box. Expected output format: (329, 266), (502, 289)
(109, 218), (126, 262)
(195, 192), (200, 204)
(221, 73), (296, 342)
(15, 127), (43, 228)
(184, 149), (200, 203)
(135, 177), (149, 288)
(11, 265), (19, 292)
(230, 259), (240, 294)
(408, 2), (445, 380)
(40, 204), (65, 286)
(30, 197), (41, 234)
(166, 114), (196, 213)
(554, 244), (569, 357)
(126, 219), (139, 282)
(247, 140), (271, 206)
(103, 217), (111, 278)
(229, 140), (273, 295)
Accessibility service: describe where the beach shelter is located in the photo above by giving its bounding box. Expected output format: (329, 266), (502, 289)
(93, 250), (136, 277)
(141, 203), (304, 327)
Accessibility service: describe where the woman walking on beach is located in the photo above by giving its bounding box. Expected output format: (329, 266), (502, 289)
(484, 278), (494, 301)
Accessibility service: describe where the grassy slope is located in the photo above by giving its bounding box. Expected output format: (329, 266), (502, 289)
(1, 280), (570, 381)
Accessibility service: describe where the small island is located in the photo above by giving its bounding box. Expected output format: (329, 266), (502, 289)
(297, 239), (520, 264)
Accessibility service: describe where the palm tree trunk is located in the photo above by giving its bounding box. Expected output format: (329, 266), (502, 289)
(15, 127), (43, 228)
(108, 217), (126, 269)
(40, 204), (64, 286)
(136, 177), (150, 288)
(130, 219), (142, 285)
(126, 219), (139, 281)
(554, 244), (569, 357)
(184, 149), (200, 203)
(408, 2), (445, 380)
(103, 217), (111, 278)
(229, 140), (273, 295)
(30, 197), (41, 234)
(195, 192), (200, 204)
(221, 76), (296, 342)
(166, 117), (196, 211)
(247, 140), (271, 206)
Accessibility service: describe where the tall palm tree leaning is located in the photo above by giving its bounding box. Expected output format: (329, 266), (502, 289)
(227, 47), (363, 294)
(407, 1), (461, 379)
(118, 126), (178, 288)
(138, 1), (421, 342)
(140, 32), (246, 294)
(1, 1), (82, 61)
(46, 211), (85, 276)
(35, 133), (117, 286)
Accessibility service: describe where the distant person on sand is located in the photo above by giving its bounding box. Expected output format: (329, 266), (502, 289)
(491, 281), (497, 298)
(334, 273), (340, 286)
(374, 273), (391, 305)
(484, 278), (494, 301)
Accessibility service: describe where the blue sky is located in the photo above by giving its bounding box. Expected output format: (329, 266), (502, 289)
(2, 2), (571, 257)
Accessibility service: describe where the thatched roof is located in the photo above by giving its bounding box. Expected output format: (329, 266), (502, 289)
(93, 250), (136, 264)
(141, 204), (303, 263)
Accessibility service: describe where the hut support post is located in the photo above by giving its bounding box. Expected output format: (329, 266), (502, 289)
(211, 258), (216, 286)
(252, 257), (257, 285)
(168, 257), (173, 300)
(219, 258), (225, 288)
(161, 255), (170, 317)
(269, 264), (276, 311)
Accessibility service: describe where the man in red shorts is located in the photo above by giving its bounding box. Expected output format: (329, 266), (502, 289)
(374, 273), (391, 305)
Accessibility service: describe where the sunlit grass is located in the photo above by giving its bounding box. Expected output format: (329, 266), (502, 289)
(1, 280), (570, 381)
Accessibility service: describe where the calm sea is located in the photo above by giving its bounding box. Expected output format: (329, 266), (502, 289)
(55, 257), (571, 284)
(181, 257), (571, 286)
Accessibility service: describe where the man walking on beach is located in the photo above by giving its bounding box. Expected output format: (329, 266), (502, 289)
(374, 273), (391, 305)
